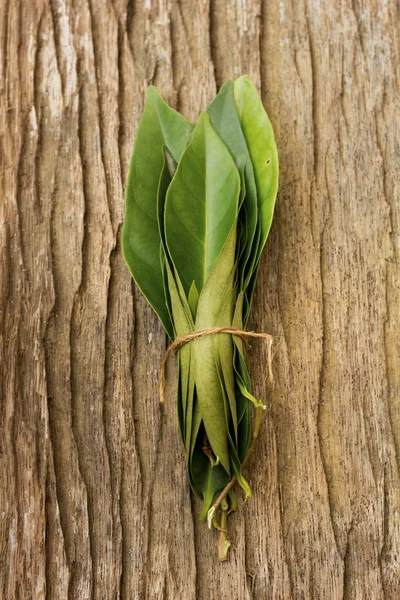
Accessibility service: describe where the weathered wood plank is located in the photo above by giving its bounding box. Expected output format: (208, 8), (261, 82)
(1, 0), (399, 598)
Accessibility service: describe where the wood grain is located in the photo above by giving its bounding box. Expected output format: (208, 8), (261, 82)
(1, 0), (399, 598)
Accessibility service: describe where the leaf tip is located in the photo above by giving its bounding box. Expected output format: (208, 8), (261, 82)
(198, 111), (211, 128)
(145, 84), (158, 98)
(207, 506), (216, 530)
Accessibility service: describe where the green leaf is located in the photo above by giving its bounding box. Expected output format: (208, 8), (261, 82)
(212, 278), (238, 444)
(122, 87), (194, 338)
(232, 292), (251, 459)
(165, 112), (240, 296)
(237, 396), (251, 461)
(188, 280), (199, 320)
(192, 225), (238, 474)
(207, 81), (259, 290)
(157, 147), (176, 251)
(165, 260), (193, 440)
(234, 75), (279, 265)
(188, 397), (202, 475)
(157, 149), (176, 333)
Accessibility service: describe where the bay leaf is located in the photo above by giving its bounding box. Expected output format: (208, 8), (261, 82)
(165, 112), (240, 296)
(122, 87), (194, 338)
(192, 225), (238, 475)
(234, 76), (279, 276)
(188, 280), (199, 320)
(207, 81), (259, 291)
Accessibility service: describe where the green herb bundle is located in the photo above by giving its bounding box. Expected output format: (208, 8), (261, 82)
(122, 76), (278, 559)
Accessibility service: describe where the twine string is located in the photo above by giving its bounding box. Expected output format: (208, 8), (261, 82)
(159, 326), (274, 403)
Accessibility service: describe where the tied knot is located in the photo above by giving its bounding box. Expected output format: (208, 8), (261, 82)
(159, 326), (274, 402)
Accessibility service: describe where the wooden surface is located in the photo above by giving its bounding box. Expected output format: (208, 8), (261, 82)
(1, 0), (399, 598)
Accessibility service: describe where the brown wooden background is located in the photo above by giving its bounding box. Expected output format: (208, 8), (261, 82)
(1, 0), (399, 598)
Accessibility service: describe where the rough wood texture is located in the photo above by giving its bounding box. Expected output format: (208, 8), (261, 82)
(1, 0), (399, 598)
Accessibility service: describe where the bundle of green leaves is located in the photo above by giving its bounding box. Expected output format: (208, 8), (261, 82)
(122, 76), (278, 559)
